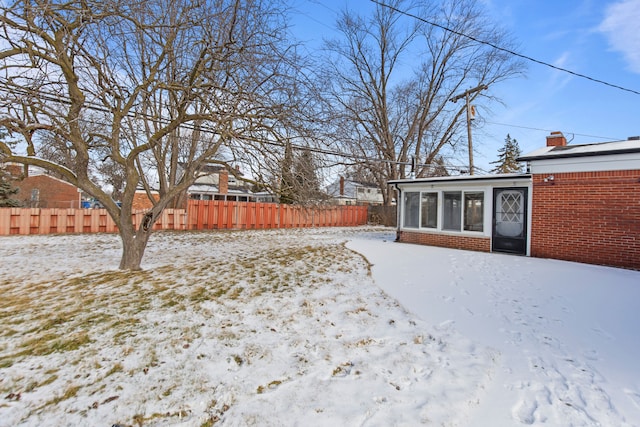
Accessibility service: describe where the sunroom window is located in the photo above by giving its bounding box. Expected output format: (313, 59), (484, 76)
(403, 192), (420, 228)
(421, 192), (438, 228)
(402, 189), (484, 233)
(443, 192), (462, 230)
(464, 192), (484, 232)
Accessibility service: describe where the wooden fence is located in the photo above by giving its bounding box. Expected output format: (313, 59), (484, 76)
(0, 202), (368, 235)
(187, 200), (367, 230)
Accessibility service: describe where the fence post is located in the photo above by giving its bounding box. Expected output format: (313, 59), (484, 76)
(0, 209), (9, 235)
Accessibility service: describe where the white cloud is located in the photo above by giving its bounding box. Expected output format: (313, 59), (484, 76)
(549, 51), (575, 90)
(599, 0), (640, 73)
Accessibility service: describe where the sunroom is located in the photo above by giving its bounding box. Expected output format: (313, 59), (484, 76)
(389, 174), (532, 255)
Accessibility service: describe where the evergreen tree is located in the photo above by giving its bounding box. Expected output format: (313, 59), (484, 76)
(279, 142), (296, 204)
(490, 134), (523, 174)
(0, 128), (21, 207)
(293, 150), (321, 198)
(0, 167), (21, 207)
(280, 146), (323, 205)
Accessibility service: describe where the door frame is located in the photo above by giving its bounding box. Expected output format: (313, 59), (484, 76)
(492, 187), (529, 255)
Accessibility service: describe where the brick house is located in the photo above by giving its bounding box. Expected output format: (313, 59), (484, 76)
(187, 164), (276, 203)
(326, 176), (384, 206)
(389, 132), (640, 270)
(5, 164), (81, 208)
(519, 132), (640, 269)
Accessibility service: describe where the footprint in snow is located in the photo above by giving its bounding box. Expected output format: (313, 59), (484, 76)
(513, 398), (538, 424)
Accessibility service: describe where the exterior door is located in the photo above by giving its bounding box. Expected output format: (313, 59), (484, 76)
(492, 187), (528, 255)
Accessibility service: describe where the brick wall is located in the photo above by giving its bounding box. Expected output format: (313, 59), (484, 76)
(399, 230), (491, 253)
(530, 170), (640, 270)
(13, 175), (80, 208)
(132, 191), (158, 210)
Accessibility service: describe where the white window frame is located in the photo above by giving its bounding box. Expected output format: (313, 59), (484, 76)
(402, 188), (486, 234)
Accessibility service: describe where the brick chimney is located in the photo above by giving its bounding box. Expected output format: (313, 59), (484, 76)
(4, 163), (24, 179)
(219, 170), (228, 195)
(339, 176), (345, 196)
(546, 131), (567, 147)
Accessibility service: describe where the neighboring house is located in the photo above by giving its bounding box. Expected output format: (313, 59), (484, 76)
(5, 163), (81, 208)
(130, 189), (159, 210)
(187, 163), (277, 203)
(389, 132), (640, 270)
(326, 176), (384, 206)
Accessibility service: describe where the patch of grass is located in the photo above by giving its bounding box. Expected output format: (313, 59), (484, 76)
(15, 331), (59, 357)
(256, 379), (283, 394)
(146, 347), (159, 368)
(159, 290), (182, 308)
(111, 318), (141, 344)
(212, 286), (230, 299)
(0, 327), (19, 338)
(25, 373), (58, 392)
(0, 358), (14, 368)
(104, 363), (123, 378)
(217, 330), (238, 341)
(48, 331), (93, 354)
(46, 384), (80, 406)
(190, 286), (209, 303)
(37, 312), (77, 331)
(228, 286), (244, 300)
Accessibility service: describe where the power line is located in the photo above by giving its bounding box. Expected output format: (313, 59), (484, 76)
(370, 0), (640, 96)
(484, 121), (623, 142)
(0, 77), (619, 176)
(0, 78), (415, 169)
(292, 0), (339, 35)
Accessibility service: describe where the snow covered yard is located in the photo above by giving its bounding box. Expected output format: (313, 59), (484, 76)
(349, 233), (640, 426)
(0, 227), (639, 426)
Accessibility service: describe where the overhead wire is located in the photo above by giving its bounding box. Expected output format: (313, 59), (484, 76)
(483, 121), (623, 141)
(3, 1), (632, 177)
(0, 78), (425, 169)
(370, 0), (640, 96)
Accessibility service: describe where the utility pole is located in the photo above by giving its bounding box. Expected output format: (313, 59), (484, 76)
(450, 84), (488, 175)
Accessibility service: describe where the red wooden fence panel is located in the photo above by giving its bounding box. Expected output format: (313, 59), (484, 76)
(185, 200), (368, 231)
(0, 208), (188, 235)
(0, 203), (368, 235)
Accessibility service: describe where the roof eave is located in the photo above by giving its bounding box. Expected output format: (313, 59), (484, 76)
(388, 173), (532, 185)
(517, 147), (640, 162)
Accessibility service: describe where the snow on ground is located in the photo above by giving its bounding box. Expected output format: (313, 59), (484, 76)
(349, 233), (640, 426)
(0, 227), (639, 426)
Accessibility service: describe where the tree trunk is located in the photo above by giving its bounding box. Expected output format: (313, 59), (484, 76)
(118, 223), (153, 271)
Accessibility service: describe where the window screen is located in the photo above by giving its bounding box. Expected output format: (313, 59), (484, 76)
(403, 192), (420, 228)
(421, 192), (438, 228)
(443, 192), (462, 231)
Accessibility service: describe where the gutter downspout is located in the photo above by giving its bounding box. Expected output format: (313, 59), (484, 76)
(392, 182), (401, 242)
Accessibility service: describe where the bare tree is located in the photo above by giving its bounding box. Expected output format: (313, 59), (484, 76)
(319, 0), (525, 204)
(0, 0), (304, 269)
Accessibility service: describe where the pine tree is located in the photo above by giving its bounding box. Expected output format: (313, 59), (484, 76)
(279, 142), (296, 204)
(280, 146), (323, 205)
(0, 167), (21, 207)
(0, 127), (21, 207)
(294, 150), (321, 197)
(490, 134), (523, 174)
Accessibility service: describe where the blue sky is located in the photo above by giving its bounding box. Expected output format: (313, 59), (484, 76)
(290, 0), (640, 172)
